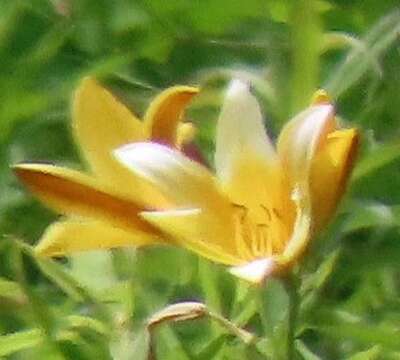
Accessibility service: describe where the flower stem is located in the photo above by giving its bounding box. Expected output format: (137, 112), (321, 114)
(207, 310), (256, 345)
(284, 273), (300, 360)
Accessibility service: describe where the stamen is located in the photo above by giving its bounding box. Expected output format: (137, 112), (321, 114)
(260, 204), (272, 221)
(272, 208), (282, 220)
(231, 202), (288, 259)
(232, 203), (253, 260)
(250, 223), (262, 257)
(256, 224), (269, 256)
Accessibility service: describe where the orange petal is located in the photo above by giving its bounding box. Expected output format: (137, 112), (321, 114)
(276, 103), (337, 264)
(13, 163), (159, 235)
(310, 128), (359, 230)
(143, 85), (199, 145)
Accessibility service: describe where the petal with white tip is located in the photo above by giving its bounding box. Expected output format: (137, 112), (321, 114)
(114, 142), (231, 214)
(215, 79), (276, 183)
(215, 79), (283, 219)
(229, 258), (278, 284)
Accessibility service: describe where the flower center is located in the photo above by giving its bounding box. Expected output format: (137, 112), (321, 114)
(232, 203), (286, 260)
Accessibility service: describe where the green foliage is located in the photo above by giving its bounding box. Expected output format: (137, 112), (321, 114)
(1, 0), (399, 359)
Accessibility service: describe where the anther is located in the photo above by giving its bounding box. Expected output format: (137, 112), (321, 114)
(259, 204), (272, 221)
(272, 208), (282, 220)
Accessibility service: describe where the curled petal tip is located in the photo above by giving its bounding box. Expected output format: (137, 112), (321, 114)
(229, 258), (278, 284)
(183, 85), (200, 94)
(147, 302), (207, 328)
(144, 85), (200, 145)
(311, 89), (332, 105)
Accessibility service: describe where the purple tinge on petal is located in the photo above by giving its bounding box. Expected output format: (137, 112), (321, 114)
(152, 138), (209, 168)
(182, 143), (208, 167)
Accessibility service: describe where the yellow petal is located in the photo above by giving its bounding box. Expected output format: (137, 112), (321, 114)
(276, 106), (335, 262)
(143, 85), (199, 145)
(176, 122), (197, 150)
(310, 128), (359, 230)
(215, 80), (277, 182)
(35, 218), (160, 257)
(280, 186), (312, 265)
(13, 163), (158, 235)
(214, 80), (284, 223)
(277, 104), (336, 186)
(73, 77), (167, 207)
(115, 143), (241, 258)
(114, 142), (231, 215)
(140, 209), (241, 265)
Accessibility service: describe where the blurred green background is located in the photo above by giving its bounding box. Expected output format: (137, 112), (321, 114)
(0, 0), (400, 359)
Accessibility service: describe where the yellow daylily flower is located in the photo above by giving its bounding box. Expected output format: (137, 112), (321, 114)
(114, 80), (359, 284)
(14, 77), (199, 256)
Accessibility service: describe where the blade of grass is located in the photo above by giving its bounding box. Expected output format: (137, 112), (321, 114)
(325, 10), (400, 97)
(0, 329), (43, 357)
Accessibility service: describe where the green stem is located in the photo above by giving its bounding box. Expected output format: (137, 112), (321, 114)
(284, 274), (300, 360)
(290, 0), (323, 113)
(207, 310), (256, 345)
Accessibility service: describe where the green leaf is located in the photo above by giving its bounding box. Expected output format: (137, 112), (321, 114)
(153, 326), (191, 360)
(301, 249), (341, 295)
(130, 328), (152, 360)
(295, 340), (322, 360)
(66, 315), (108, 335)
(36, 257), (112, 324)
(290, 0), (323, 112)
(321, 32), (363, 53)
(199, 260), (222, 314)
(346, 345), (382, 360)
(69, 251), (118, 292)
(196, 334), (229, 360)
(258, 280), (288, 359)
(326, 10), (400, 97)
(0, 277), (25, 301)
(258, 279), (288, 334)
(189, 0), (268, 35)
(35, 257), (90, 303)
(318, 322), (400, 350)
(300, 250), (341, 312)
(343, 202), (400, 232)
(352, 143), (400, 181)
(0, 329), (42, 356)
